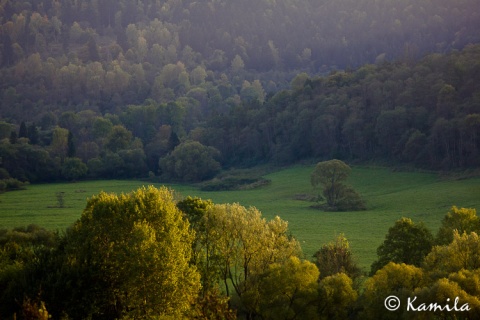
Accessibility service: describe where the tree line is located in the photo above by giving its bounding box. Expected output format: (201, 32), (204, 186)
(1, 44), (480, 189)
(0, 186), (479, 319)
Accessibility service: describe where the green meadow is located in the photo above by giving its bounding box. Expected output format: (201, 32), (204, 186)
(1, 166), (479, 270)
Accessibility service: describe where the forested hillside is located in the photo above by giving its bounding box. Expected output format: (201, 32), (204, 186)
(0, 0), (480, 186)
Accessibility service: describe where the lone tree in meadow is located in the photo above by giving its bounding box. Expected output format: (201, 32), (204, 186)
(310, 159), (366, 211)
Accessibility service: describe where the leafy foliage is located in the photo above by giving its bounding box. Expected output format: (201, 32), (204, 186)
(61, 157), (87, 181)
(362, 262), (426, 319)
(254, 256), (320, 320)
(0, 225), (58, 316)
(424, 231), (480, 278)
(159, 140), (221, 182)
(200, 203), (301, 317)
(311, 159), (366, 211)
(436, 206), (480, 245)
(413, 276), (480, 318)
(318, 273), (358, 320)
(313, 234), (362, 281)
(0, 187), (479, 319)
(33, 186), (201, 319)
(370, 217), (433, 274)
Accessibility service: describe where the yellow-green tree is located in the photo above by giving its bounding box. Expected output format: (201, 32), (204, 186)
(206, 203), (301, 317)
(413, 277), (480, 318)
(318, 273), (358, 320)
(361, 262), (425, 319)
(177, 196), (218, 292)
(436, 206), (480, 245)
(177, 196), (237, 319)
(64, 186), (200, 318)
(424, 231), (480, 278)
(447, 269), (480, 297)
(254, 256), (319, 320)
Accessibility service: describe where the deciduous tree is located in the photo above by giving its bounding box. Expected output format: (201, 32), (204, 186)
(424, 231), (480, 278)
(436, 206), (480, 245)
(205, 203), (301, 317)
(159, 140), (221, 182)
(255, 257), (319, 320)
(414, 277), (480, 318)
(61, 157), (87, 181)
(49, 127), (69, 160)
(313, 234), (362, 281)
(362, 262), (425, 319)
(62, 186), (201, 318)
(310, 159), (365, 211)
(371, 218), (433, 274)
(318, 273), (358, 320)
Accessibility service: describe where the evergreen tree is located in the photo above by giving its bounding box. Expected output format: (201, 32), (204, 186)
(18, 122), (28, 139)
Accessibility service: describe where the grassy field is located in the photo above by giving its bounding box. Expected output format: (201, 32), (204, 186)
(1, 165), (479, 271)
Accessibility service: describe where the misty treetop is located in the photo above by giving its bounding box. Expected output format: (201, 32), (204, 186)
(1, 0), (479, 70)
(1, 0), (479, 111)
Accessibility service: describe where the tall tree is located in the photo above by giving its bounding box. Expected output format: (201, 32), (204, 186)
(204, 203), (301, 317)
(60, 186), (200, 318)
(61, 157), (87, 181)
(159, 141), (221, 182)
(49, 127), (69, 161)
(18, 121), (28, 139)
(105, 125), (133, 152)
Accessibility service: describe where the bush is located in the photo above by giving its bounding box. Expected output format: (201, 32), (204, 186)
(61, 157), (88, 181)
(159, 141), (221, 182)
(0, 178), (28, 193)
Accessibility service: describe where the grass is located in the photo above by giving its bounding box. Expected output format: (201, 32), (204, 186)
(0, 165), (479, 271)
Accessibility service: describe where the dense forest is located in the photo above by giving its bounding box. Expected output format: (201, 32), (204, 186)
(1, 0), (480, 188)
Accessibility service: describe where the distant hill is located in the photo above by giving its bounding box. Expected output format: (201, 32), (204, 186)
(0, 0), (479, 184)
(2, 0), (479, 70)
